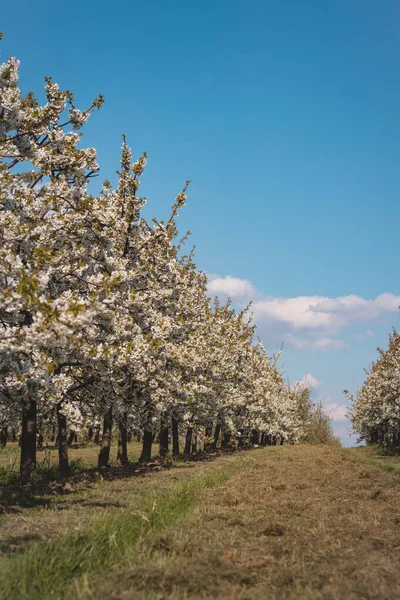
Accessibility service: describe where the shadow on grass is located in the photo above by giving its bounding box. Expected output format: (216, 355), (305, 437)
(0, 533), (42, 557)
(0, 445), (259, 514)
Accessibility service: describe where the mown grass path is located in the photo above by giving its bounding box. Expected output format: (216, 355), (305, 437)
(1, 445), (400, 599)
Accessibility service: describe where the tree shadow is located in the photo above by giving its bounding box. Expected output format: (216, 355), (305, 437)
(0, 533), (42, 556)
(0, 445), (255, 514)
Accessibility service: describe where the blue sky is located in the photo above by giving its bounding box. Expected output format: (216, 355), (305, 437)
(2, 0), (400, 444)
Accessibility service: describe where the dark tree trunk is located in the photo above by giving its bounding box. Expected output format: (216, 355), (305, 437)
(159, 417), (169, 458)
(50, 426), (56, 443)
(0, 427), (7, 449)
(139, 430), (153, 462)
(221, 431), (230, 449)
(237, 429), (245, 447)
(67, 431), (75, 447)
(251, 429), (260, 445)
(272, 436), (277, 446)
(211, 423), (221, 450)
(204, 425), (212, 452)
(37, 431), (44, 450)
(172, 416), (179, 457)
(11, 428), (16, 442)
(98, 406), (113, 468)
(57, 403), (69, 478)
(265, 434), (272, 446)
(117, 413), (128, 466)
(280, 437), (284, 446)
(94, 425), (101, 445)
(192, 433), (197, 453)
(204, 425), (213, 451)
(20, 398), (37, 483)
(184, 427), (193, 455)
(87, 427), (93, 442)
(127, 430), (132, 442)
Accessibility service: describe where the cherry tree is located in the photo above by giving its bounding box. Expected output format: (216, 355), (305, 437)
(348, 329), (400, 450)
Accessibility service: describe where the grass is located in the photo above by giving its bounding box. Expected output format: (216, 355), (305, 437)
(0, 440), (143, 487)
(344, 445), (400, 477)
(0, 468), (235, 599)
(1, 445), (400, 599)
(0, 440), (143, 472)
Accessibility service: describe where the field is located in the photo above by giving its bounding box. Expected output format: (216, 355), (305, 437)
(0, 444), (400, 599)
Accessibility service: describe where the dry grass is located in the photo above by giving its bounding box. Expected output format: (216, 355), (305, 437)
(1, 445), (400, 599)
(0, 446), (246, 556)
(80, 446), (400, 600)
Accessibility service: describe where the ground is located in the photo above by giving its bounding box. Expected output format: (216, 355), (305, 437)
(0, 444), (399, 599)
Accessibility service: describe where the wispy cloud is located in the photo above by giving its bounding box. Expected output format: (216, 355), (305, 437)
(323, 402), (349, 422)
(285, 334), (349, 351)
(252, 293), (400, 334)
(207, 274), (400, 351)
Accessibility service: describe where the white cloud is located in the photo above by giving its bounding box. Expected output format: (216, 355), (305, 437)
(323, 402), (349, 422)
(285, 334), (349, 351)
(207, 275), (256, 299)
(253, 293), (400, 333)
(208, 274), (400, 351)
(297, 373), (321, 389)
(253, 296), (332, 330)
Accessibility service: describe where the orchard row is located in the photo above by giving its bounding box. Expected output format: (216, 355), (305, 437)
(0, 37), (330, 482)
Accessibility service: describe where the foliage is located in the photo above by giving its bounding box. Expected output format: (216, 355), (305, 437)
(347, 329), (400, 451)
(0, 35), (321, 481)
(293, 383), (339, 446)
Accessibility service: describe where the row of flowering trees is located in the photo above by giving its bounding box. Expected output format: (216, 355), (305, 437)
(1, 38), (318, 482)
(348, 329), (400, 451)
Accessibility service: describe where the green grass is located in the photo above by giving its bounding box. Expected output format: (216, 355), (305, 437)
(0, 466), (234, 600)
(343, 446), (400, 477)
(0, 441), (143, 486)
(0, 441), (143, 470)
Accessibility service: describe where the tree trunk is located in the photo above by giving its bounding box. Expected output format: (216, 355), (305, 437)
(204, 425), (213, 451)
(237, 429), (245, 447)
(57, 403), (69, 478)
(0, 427), (7, 449)
(67, 431), (75, 447)
(211, 423), (221, 450)
(172, 416), (179, 457)
(98, 406), (113, 468)
(94, 425), (100, 444)
(117, 413), (128, 466)
(184, 427), (193, 455)
(20, 398), (37, 483)
(11, 428), (16, 443)
(139, 430), (153, 462)
(251, 429), (260, 445)
(87, 427), (93, 442)
(280, 437), (284, 446)
(159, 417), (169, 458)
(192, 433), (197, 453)
(37, 431), (44, 450)
(221, 431), (230, 449)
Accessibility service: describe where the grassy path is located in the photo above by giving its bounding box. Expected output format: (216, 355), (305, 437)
(1, 445), (400, 599)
